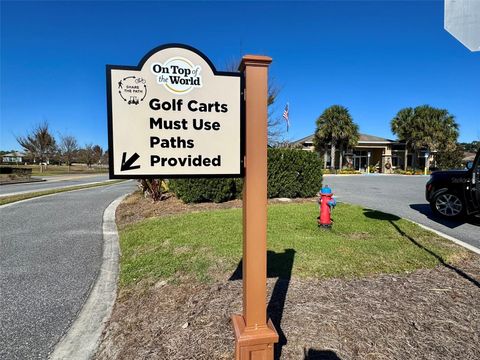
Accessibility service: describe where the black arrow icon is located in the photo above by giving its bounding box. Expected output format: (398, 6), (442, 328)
(121, 152), (141, 171)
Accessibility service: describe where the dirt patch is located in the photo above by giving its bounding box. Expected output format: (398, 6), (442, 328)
(115, 191), (317, 229)
(96, 258), (480, 360)
(99, 193), (480, 359)
(348, 232), (371, 240)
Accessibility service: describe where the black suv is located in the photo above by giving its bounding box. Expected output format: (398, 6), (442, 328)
(426, 148), (480, 219)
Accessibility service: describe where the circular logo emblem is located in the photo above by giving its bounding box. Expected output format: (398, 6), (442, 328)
(150, 57), (202, 95)
(117, 76), (147, 105)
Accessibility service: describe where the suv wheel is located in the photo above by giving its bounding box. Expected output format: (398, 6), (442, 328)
(431, 192), (465, 218)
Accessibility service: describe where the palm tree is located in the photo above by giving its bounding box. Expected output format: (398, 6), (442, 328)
(391, 106), (459, 170)
(339, 127), (360, 169)
(391, 107), (415, 170)
(313, 105), (359, 171)
(413, 105), (458, 150)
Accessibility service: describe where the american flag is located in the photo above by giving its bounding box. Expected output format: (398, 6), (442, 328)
(283, 103), (290, 131)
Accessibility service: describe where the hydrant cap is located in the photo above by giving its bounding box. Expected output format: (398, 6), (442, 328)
(321, 186), (332, 194)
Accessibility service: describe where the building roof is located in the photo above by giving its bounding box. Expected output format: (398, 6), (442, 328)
(359, 134), (396, 143)
(462, 152), (477, 162)
(293, 133), (398, 145)
(293, 134), (315, 144)
(2, 152), (25, 157)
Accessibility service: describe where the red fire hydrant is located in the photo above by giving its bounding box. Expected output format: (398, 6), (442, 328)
(317, 186), (336, 229)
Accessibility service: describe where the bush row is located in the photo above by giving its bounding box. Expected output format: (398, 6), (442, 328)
(168, 149), (323, 203)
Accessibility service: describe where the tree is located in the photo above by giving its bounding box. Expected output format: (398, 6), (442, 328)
(100, 150), (109, 166)
(265, 82), (286, 144)
(391, 107), (415, 169)
(313, 105), (359, 171)
(414, 105), (459, 151)
(92, 145), (103, 164)
(79, 144), (103, 168)
(224, 60), (285, 144)
(16, 122), (57, 172)
(391, 105), (459, 170)
(59, 135), (79, 172)
(435, 143), (464, 170)
(459, 140), (480, 153)
(138, 178), (166, 202)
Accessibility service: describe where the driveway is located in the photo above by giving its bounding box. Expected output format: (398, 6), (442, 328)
(324, 174), (479, 251)
(0, 180), (136, 359)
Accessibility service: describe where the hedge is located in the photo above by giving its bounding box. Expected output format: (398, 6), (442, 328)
(169, 148), (323, 203)
(168, 178), (241, 203)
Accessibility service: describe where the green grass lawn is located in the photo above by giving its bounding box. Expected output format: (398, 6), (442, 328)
(0, 164), (108, 176)
(30, 165), (108, 176)
(0, 180), (123, 206)
(119, 202), (468, 286)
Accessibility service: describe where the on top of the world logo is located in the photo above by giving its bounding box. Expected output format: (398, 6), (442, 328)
(150, 57), (202, 95)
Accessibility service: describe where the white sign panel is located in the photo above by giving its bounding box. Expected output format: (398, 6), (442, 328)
(445, 0), (480, 52)
(107, 44), (243, 178)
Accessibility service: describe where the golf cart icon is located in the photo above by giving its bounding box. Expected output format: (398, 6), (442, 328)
(128, 96), (139, 105)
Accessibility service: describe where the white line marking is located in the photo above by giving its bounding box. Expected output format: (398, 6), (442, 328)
(0, 181), (128, 209)
(0, 180), (116, 198)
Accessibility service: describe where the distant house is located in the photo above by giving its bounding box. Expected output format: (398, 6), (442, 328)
(2, 152), (26, 164)
(293, 133), (431, 173)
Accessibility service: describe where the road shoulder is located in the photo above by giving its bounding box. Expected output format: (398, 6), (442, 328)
(48, 194), (127, 360)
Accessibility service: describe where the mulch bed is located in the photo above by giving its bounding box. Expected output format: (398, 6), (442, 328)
(96, 192), (480, 360)
(115, 191), (315, 229)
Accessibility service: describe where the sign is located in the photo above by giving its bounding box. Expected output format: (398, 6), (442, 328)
(445, 0), (480, 52)
(107, 44), (243, 178)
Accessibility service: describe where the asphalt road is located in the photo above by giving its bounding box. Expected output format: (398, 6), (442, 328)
(0, 174), (110, 197)
(324, 174), (480, 250)
(0, 180), (136, 359)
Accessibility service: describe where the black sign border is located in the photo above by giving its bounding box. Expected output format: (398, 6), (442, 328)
(107, 43), (245, 179)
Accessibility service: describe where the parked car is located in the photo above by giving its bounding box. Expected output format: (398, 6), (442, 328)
(426, 148), (480, 219)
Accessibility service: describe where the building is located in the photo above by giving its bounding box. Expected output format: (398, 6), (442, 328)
(293, 133), (431, 173)
(1, 152), (26, 164)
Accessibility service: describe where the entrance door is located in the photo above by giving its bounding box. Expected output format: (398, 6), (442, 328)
(353, 151), (368, 171)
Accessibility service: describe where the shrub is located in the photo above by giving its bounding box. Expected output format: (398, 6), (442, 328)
(168, 178), (240, 203)
(137, 178), (167, 202)
(169, 149), (323, 203)
(267, 148), (323, 198)
(0, 167), (32, 176)
(338, 168), (361, 174)
(397, 167), (426, 175)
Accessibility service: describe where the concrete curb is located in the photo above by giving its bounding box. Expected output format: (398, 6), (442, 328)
(410, 221), (480, 255)
(48, 193), (128, 360)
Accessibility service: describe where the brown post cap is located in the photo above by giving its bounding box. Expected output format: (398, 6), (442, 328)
(239, 55), (273, 71)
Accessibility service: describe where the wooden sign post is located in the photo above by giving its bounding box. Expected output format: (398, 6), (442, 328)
(231, 55), (279, 360)
(107, 45), (278, 359)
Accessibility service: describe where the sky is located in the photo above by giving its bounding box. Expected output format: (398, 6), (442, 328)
(1, 0), (479, 151)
